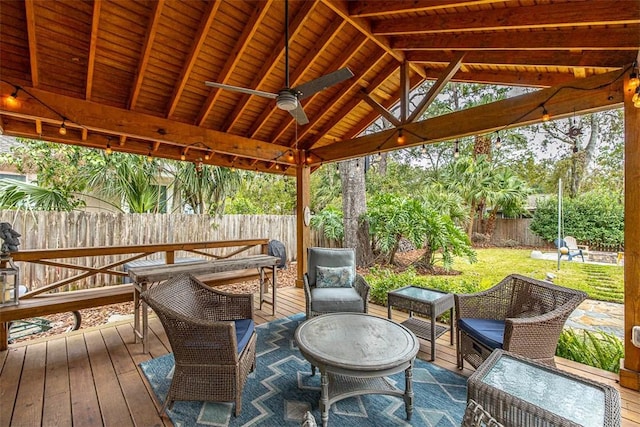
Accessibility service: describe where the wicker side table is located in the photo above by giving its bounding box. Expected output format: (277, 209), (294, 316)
(467, 349), (621, 427)
(387, 286), (454, 361)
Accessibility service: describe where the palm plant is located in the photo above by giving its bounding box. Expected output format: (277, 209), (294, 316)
(0, 179), (84, 211)
(172, 162), (241, 215)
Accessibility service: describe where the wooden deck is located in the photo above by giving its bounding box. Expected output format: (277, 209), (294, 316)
(1, 286), (638, 427)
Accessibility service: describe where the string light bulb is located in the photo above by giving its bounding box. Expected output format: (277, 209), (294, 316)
(421, 144), (427, 154)
(454, 140), (460, 158)
(542, 106), (550, 122)
(105, 143), (112, 155)
(495, 134), (502, 148)
(633, 87), (640, 108)
(59, 120), (67, 135)
(146, 151), (153, 162)
(204, 151), (211, 160)
(397, 129), (406, 145)
(306, 154), (312, 164)
(287, 150), (294, 162)
(180, 150), (187, 161)
(5, 88), (19, 107)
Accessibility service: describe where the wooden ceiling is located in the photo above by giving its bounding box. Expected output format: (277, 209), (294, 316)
(1, 0), (638, 175)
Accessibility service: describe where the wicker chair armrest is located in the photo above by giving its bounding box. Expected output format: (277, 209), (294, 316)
(303, 273), (313, 298)
(503, 311), (571, 359)
(354, 274), (370, 313)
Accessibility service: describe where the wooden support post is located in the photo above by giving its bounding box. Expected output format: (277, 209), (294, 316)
(296, 164), (311, 288)
(621, 70), (640, 391)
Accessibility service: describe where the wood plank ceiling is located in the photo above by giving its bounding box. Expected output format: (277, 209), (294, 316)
(1, 0), (638, 175)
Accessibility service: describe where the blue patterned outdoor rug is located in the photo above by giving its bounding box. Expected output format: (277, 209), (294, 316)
(140, 313), (467, 426)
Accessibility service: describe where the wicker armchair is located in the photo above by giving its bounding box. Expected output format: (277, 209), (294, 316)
(455, 274), (586, 369)
(141, 273), (256, 416)
(461, 399), (504, 427)
(303, 247), (369, 319)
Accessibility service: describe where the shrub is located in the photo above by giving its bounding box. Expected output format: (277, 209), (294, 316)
(556, 329), (623, 373)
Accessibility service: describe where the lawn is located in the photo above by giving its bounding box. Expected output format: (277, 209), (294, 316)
(367, 248), (624, 304)
(449, 248), (624, 303)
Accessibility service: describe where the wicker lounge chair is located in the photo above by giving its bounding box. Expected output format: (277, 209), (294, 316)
(141, 273), (256, 416)
(455, 274), (586, 369)
(303, 247), (369, 319)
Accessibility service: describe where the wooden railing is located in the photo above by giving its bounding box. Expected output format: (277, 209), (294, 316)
(11, 239), (270, 298)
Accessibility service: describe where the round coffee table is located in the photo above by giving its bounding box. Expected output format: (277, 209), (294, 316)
(294, 313), (419, 427)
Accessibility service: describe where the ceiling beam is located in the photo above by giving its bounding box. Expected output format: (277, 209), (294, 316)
(358, 91), (401, 127)
(24, 0), (39, 87)
(310, 68), (627, 163)
(195, 0), (272, 125)
(407, 50), (637, 69)
(0, 86), (296, 165)
(302, 68), (425, 150)
(392, 26), (640, 51)
(128, 0), (164, 110)
(220, 1), (317, 132)
(372, 1), (640, 35)
(349, 0), (504, 17)
(85, 0), (101, 101)
(407, 52), (465, 122)
(321, 0), (426, 79)
(166, 0), (223, 119)
(435, 68), (581, 88)
(247, 16), (347, 138)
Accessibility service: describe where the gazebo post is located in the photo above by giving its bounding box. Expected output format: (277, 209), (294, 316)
(621, 69), (640, 391)
(295, 164), (311, 288)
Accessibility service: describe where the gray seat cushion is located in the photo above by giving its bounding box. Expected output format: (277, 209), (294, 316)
(310, 287), (364, 313)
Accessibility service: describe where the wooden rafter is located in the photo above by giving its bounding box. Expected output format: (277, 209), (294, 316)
(128, 0), (165, 110)
(221, 1), (317, 132)
(436, 69), (579, 88)
(393, 26), (640, 51)
(24, 0), (38, 87)
(85, 0), (101, 101)
(407, 51), (465, 122)
(247, 17), (347, 138)
(406, 50), (637, 69)
(399, 61), (410, 122)
(310, 68), (626, 163)
(348, 0), (504, 17)
(270, 33), (369, 143)
(166, 0), (222, 119)
(195, 0), (272, 125)
(372, 1), (640, 35)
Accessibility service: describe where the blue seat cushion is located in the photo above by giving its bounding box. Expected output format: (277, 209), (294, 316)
(311, 287), (364, 313)
(458, 318), (505, 350)
(234, 319), (254, 353)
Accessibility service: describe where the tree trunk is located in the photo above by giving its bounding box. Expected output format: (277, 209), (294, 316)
(339, 159), (374, 266)
(486, 209), (498, 238)
(467, 202), (477, 238)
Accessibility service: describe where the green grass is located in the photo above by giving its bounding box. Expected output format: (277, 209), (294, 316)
(402, 248), (623, 303)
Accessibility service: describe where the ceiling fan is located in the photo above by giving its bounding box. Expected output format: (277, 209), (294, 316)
(205, 0), (353, 125)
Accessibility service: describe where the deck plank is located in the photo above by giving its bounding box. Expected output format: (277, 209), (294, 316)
(0, 286), (638, 427)
(0, 346), (25, 427)
(12, 341), (46, 426)
(42, 338), (72, 427)
(85, 329), (135, 427)
(68, 333), (103, 426)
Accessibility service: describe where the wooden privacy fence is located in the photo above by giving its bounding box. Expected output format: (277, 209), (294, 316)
(0, 210), (338, 291)
(474, 218), (548, 247)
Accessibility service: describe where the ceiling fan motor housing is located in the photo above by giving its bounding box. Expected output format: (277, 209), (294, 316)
(276, 89), (298, 111)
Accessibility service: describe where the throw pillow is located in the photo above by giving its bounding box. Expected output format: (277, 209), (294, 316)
(315, 265), (354, 288)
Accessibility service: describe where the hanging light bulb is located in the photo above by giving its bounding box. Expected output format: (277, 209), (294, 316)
(275, 163), (280, 170)
(495, 134), (502, 148)
(421, 144), (427, 154)
(633, 87), (640, 108)
(105, 143), (112, 155)
(146, 151), (153, 162)
(287, 150), (294, 162)
(59, 120), (67, 135)
(5, 88), (19, 107)
(454, 140), (460, 158)
(180, 150), (187, 161)
(204, 151), (211, 160)
(397, 129), (406, 145)
(542, 106), (550, 122)
(306, 153), (313, 164)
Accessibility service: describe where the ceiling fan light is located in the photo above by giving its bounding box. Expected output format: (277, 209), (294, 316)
(277, 91), (298, 111)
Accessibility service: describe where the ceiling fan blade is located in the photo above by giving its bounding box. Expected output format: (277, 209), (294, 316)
(288, 103), (309, 125)
(293, 67), (354, 100)
(204, 81), (278, 99)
